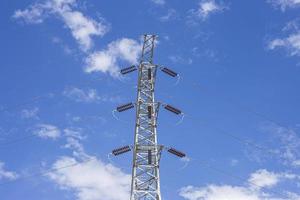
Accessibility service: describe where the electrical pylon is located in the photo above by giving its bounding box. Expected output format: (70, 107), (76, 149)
(130, 34), (161, 199)
(112, 34), (186, 200)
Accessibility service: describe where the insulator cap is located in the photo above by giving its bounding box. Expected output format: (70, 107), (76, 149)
(117, 103), (134, 112)
(112, 145), (131, 156)
(161, 67), (178, 77)
(164, 104), (182, 115)
(168, 148), (186, 158)
(120, 66), (137, 75)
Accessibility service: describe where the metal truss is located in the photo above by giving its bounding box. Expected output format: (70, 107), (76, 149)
(130, 34), (162, 200)
(113, 34), (186, 200)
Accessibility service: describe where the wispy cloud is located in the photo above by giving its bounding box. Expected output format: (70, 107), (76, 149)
(13, 0), (109, 51)
(0, 162), (18, 181)
(21, 107), (39, 119)
(62, 128), (87, 158)
(63, 87), (122, 103)
(268, 32), (300, 57)
(189, 0), (228, 22)
(268, 0), (300, 11)
(52, 36), (74, 55)
(180, 169), (300, 200)
(64, 128), (85, 140)
(13, 3), (48, 24)
(85, 38), (141, 77)
(63, 87), (102, 103)
(230, 159), (239, 166)
(261, 123), (300, 168)
(266, 6), (300, 58)
(169, 55), (193, 65)
(159, 9), (178, 22)
(150, 0), (166, 6)
(33, 124), (61, 139)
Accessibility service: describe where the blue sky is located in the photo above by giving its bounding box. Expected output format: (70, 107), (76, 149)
(1, 0), (300, 199)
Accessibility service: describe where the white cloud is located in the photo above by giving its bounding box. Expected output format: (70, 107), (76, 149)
(13, 1), (142, 78)
(180, 169), (300, 200)
(248, 169), (279, 189)
(13, 0), (109, 51)
(33, 124), (61, 139)
(34, 120), (132, 200)
(21, 107), (39, 119)
(268, 0), (300, 11)
(47, 131), (130, 200)
(63, 87), (121, 103)
(150, 0), (166, 5)
(0, 162), (18, 181)
(268, 32), (300, 57)
(191, 0), (227, 21)
(59, 10), (108, 51)
(180, 185), (261, 200)
(47, 156), (130, 200)
(85, 38), (141, 77)
(13, 3), (48, 24)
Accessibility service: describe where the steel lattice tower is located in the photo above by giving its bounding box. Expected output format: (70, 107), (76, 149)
(112, 34), (186, 200)
(130, 35), (161, 200)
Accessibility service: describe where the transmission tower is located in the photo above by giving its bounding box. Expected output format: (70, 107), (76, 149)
(112, 34), (186, 200)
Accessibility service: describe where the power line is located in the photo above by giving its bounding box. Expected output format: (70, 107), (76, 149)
(0, 90), (284, 159)
(0, 95), (48, 114)
(0, 19), (294, 198)
(189, 158), (292, 199)
(0, 157), (96, 187)
(166, 79), (295, 161)
(185, 114), (280, 158)
(1, 68), (292, 158)
(0, 86), (127, 148)
(0, 154), (293, 199)
(0, 134), (38, 148)
(0, 78), (116, 115)
(191, 82), (293, 131)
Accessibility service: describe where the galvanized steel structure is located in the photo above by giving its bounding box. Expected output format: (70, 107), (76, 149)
(130, 34), (162, 200)
(113, 34), (185, 200)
